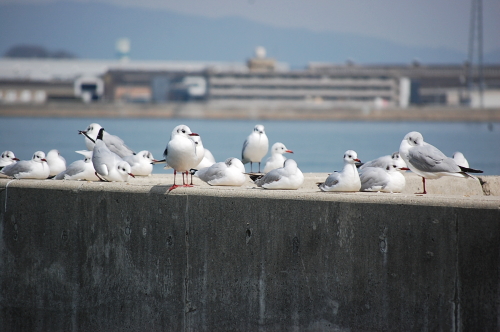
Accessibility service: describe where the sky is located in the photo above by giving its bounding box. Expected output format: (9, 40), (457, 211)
(2, 0), (499, 54)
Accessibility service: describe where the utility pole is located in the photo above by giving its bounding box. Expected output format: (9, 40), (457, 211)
(467, 0), (484, 108)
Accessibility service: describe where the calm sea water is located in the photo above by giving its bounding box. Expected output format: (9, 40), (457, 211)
(0, 117), (499, 175)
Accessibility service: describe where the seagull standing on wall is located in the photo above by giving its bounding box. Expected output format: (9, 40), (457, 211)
(242, 124), (269, 173)
(359, 162), (408, 193)
(263, 142), (293, 173)
(160, 124), (201, 191)
(46, 149), (67, 177)
(317, 150), (361, 192)
(399, 131), (482, 194)
(78, 122), (135, 158)
(250, 159), (304, 190)
(123, 150), (159, 176)
(54, 153), (100, 181)
(85, 128), (135, 182)
(191, 157), (247, 186)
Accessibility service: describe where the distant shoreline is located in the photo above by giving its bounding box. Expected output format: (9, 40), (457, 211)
(1, 102), (499, 122)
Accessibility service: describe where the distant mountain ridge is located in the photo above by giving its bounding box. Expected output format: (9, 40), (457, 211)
(0, 2), (498, 66)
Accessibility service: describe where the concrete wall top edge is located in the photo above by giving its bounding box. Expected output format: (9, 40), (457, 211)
(1, 174), (499, 210)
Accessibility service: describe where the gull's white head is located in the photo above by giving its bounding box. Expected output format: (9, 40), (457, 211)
(391, 151), (402, 160)
(171, 125), (198, 139)
(404, 131), (424, 147)
(343, 150), (361, 164)
(138, 150), (156, 162)
(253, 124), (265, 135)
(46, 149), (65, 161)
(225, 157), (245, 173)
(116, 160), (135, 180)
(32, 151), (47, 163)
(271, 142), (293, 155)
(83, 123), (102, 137)
(1, 151), (19, 161)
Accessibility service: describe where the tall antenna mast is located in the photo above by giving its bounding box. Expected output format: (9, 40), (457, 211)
(467, 0), (484, 108)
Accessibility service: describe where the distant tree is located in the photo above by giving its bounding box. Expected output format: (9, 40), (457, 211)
(4, 45), (77, 58)
(51, 50), (77, 59)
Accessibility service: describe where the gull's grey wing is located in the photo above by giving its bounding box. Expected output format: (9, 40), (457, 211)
(1, 160), (33, 176)
(103, 133), (135, 157)
(409, 144), (460, 173)
(241, 138), (250, 163)
(360, 155), (391, 170)
(197, 163), (226, 183)
(58, 160), (87, 179)
(323, 172), (340, 187)
(360, 168), (387, 191)
(255, 168), (282, 186)
(92, 141), (120, 175)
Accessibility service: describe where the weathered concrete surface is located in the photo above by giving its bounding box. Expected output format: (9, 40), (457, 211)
(1, 175), (499, 331)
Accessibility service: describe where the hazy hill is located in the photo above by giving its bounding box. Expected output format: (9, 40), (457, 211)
(0, 2), (498, 66)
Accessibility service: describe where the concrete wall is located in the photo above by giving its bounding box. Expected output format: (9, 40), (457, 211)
(1, 177), (499, 331)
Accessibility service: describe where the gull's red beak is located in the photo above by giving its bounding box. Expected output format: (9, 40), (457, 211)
(354, 158), (361, 162)
(189, 133), (199, 137)
(285, 150), (294, 154)
(129, 173), (135, 178)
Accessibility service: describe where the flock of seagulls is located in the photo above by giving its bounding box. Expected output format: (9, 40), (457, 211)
(0, 123), (483, 194)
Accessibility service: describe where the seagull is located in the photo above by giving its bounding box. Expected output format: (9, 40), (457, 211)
(318, 150), (361, 192)
(399, 131), (482, 194)
(123, 150), (159, 176)
(242, 124), (269, 173)
(46, 149), (67, 177)
(78, 122), (135, 158)
(191, 157), (247, 186)
(263, 142), (293, 173)
(88, 128), (135, 182)
(54, 154), (99, 181)
(160, 124), (200, 190)
(358, 151), (407, 172)
(0, 151), (19, 169)
(360, 163), (408, 193)
(0, 151), (50, 179)
(452, 151), (469, 168)
(191, 134), (213, 169)
(250, 159), (304, 190)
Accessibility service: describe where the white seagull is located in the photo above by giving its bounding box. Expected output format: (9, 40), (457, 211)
(0, 151), (19, 169)
(318, 150), (361, 192)
(191, 157), (247, 186)
(79, 122), (135, 158)
(46, 149), (67, 177)
(0, 151), (50, 179)
(452, 151), (470, 168)
(161, 124), (201, 190)
(250, 159), (304, 190)
(399, 131), (482, 194)
(89, 128), (135, 182)
(123, 150), (159, 176)
(360, 163), (408, 193)
(54, 154), (99, 181)
(242, 124), (269, 173)
(263, 142), (293, 173)
(358, 151), (407, 172)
